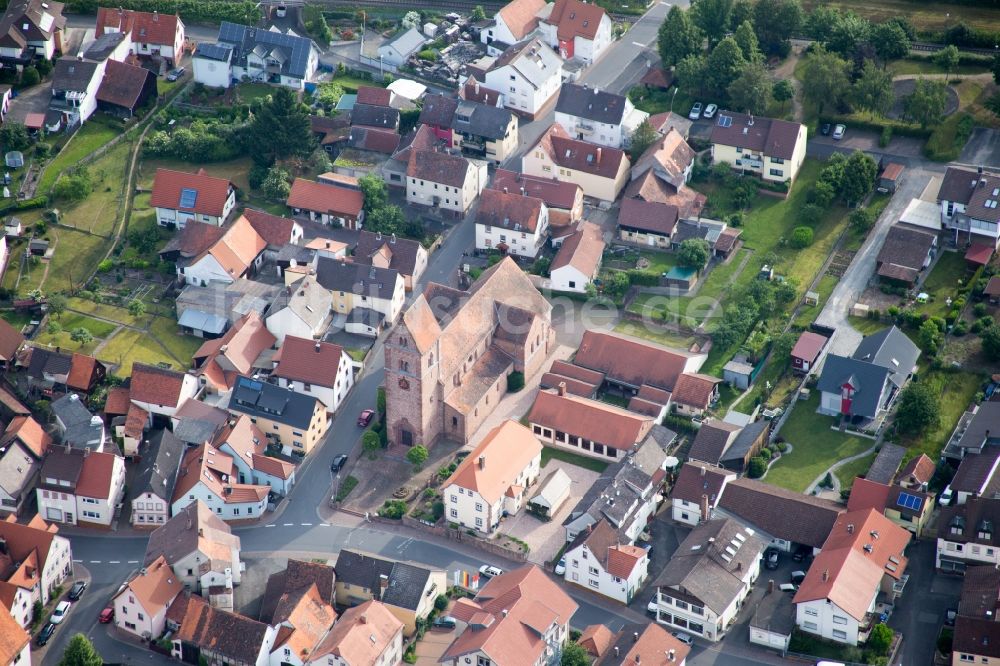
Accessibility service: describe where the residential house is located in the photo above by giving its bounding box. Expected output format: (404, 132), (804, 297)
(172, 216), (268, 287)
(242, 209), (304, 259)
(951, 448), (1000, 506)
(562, 430), (672, 543)
(0, 0), (65, 64)
(145, 500), (243, 594)
(384, 258), (553, 447)
(562, 519), (649, 604)
(377, 26), (425, 69)
(193, 21), (319, 90)
(213, 416), (295, 496)
(49, 393), (104, 451)
(710, 111), (808, 184)
(816, 326), (921, 430)
(537, 0), (612, 65)
(651, 518), (764, 642)
(442, 420), (542, 535)
(272, 336), (354, 413)
(938, 497), (1000, 573)
(550, 221), (605, 293)
(945, 402), (1000, 462)
(616, 197), (680, 248)
(0, 317), (24, 370)
(192, 311), (276, 394)
(0, 416), (49, 462)
(491, 169), (584, 231)
(381, 123), (443, 187)
(406, 148), (487, 216)
(305, 600), (402, 666)
(36, 448), (125, 526)
(670, 462), (736, 526)
(351, 230), (428, 292)
(625, 128), (701, 217)
(672, 373), (722, 416)
(474, 188), (549, 258)
(527, 468), (572, 518)
(315, 256), (406, 326)
(687, 420), (742, 467)
(441, 565), (577, 666)
(0, 602), (29, 666)
(22, 348), (106, 395)
(0, 440), (40, 517)
(950, 565), (1000, 666)
(985, 276), (1000, 303)
(266, 582), (337, 666)
(170, 594), (277, 666)
(793, 509), (911, 646)
(937, 166), (1000, 248)
(898, 454), (936, 490)
(171, 443), (270, 521)
(151, 168), (237, 228)
(114, 555), (184, 639)
(167, 399), (229, 446)
(130, 430), (184, 527)
(97, 59), (157, 118)
(287, 178), (365, 229)
(847, 477), (933, 539)
(749, 584), (796, 653)
(460, 76), (503, 107)
(175, 277), (279, 339)
(791, 331), (826, 374)
(417, 93), (457, 143)
(523, 123), (630, 202)
(259, 559), (335, 623)
(228, 375), (329, 456)
(95, 7), (186, 64)
(715, 477), (844, 552)
(479, 0), (545, 50)
(47, 44), (111, 130)
(647, 111), (692, 138)
(554, 83), (647, 149)
(265, 275), (332, 344)
(451, 99), (518, 164)
(0, 514), (73, 606)
(588, 623), (690, 665)
(350, 103), (400, 132)
(128, 363), (199, 421)
(876, 224), (938, 286)
(483, 37), (563, 119)
(528, 385), (654, 462)
(334, 550), (446, 637)
(717, 420), (770, 474)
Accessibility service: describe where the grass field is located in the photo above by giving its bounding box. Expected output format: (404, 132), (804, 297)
(136, 155), (287, 216)
(236, 83), (276, 103)
(97, 328), (180, 377)
(835, 451), (877, 491)
(149, 316), (202, 364)
(765, 393), (873, 492)
(540, 446), (609, 473)
(33, 328), (102, 355)
(18, 228), (111, 295)
(791, 274), (839, 329)
(66, 298), (142, 326)
(55, 312), (118, 338)
(887, 58), (990, 77)
(899, 369), (982, 461)
(612, 320), (700, 351)
(801, 0), (1000, 35)
(38, 117), (123, 195)
(917, 251), (973, 319)
(56, 141), (131, 237)
(0, 310), (34, 329)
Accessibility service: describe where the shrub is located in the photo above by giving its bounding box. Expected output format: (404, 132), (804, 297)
(20, 66), (39, 87)
(974, 302), (988, 317)
(879, 125), (893, 148)
(748, 457), (767, 478)
(507, 371), (524, 392)
(953, 319), (968, 336)
(790, 226), (814, 248)
(407, 445), (429, 469)
(362, 430), (380, 455)
(379, 500), (407, 519)
(417, 49), (438, 61)
(434, 595), (449, 612)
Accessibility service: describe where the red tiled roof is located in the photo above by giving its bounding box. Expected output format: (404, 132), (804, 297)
(104, 386), (131, 416)
(966, 243), (994, 266)
(251, 453), (294, 480)
(897, 454), (936, 487)
(95, 7), (180, 47)
(461, 78), (502, 107)
(129, 363), (186, 407)
(882, 162), (904, 181)
(0, 318), (24, 362)
(123, 403), (148, 439)
(406, 149), (472, 188)
(3, 415), (51, 458)
(273, 336), (347, 389)
(356, 86), (391, 107)
(845, 477), (892, 512)
(640, 67), (673, 89)
(150, 168), (233, 218)
(672, 373), (721, 410)
(791, 331), (826, 364)
(550, 221), (604, 275)
(578, 624), (614, 658)
(497, 0), (546, 40)
(533, 124), (627, 179)
(492, 169), (582, 211)
(241, 209), (298, 247)
(528, 390), (653, 451)
(287, 179), (364, 218)
(77, 451), (120, 500)
(97, 59), (153, 110)
(544, 0), (606, 41)
(617, 198), (679, 236)
(67, 353), (104, 392)
(985, 276), (1000, 297)
(476, 189), (545, 233)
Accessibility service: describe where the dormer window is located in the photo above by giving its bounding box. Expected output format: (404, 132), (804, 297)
(978, 519), (993, 541)
(951, 515), (966, 536)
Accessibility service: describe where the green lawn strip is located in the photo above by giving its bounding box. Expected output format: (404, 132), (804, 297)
(53, 312), (117, 338)
(667, 248), (753, 326)
(638, 250), (678, 275)
(98, 328), (183, 377)
(236, 83), (277, 102)
(329, 75), (386, 92)
(743, 357), (797, 409)
(33, 329), (101, 355)
(38, 117), (122, 195)
(915, 251), (973, 318)
(898, 369), (983, 461)
(540, 446), (609, 473)
(149, 316), (203, 364)
(611, 321), (698, 351)
(65, 298), (142, 327)
(765, 392), (873, 492)
(712, 383), (743, 415)
(887, 59), (989, 77)
(791, 274), (839, 329)
(0, 310), (34, 329)
(598, 393), (630, 408)
(847, 315), (889, 336)
(347, 348), (368, 362)
(24, 228), (110, 295)
(835, 451), (877, 491)
(56, 141), (131, 237)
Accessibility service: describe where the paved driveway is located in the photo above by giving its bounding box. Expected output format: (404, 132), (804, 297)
(959, 128), (1000, 169)
(630, 513), (686, 614)
(7, 82), (51, 124)
(501, 459), (600, 565)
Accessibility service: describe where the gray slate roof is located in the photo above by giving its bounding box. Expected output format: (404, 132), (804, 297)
(144, 500), (240, 567)
(555, 83), (629, 125)
(215, 21), (317, 79)
(452, 100), (514, 141)
(851, 325), (920, 388)
(0, 441), (38, 501)
(51, 393), (102, 448)
(866, 442), (907, 485)
(315, 256), (400, 301)
(51, 58), (98, 93)
(133, 429), (184, 500)
(816, 354), (893, 420)
(654, 518), (764, 615)
(381, 26), (425, 59)
(335, 549), (432, 611)
(229, 376), (321, 429)
(720, 420), (769, 465)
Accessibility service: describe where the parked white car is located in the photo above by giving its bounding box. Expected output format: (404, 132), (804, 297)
(703, 103), (718, 119)
(554, 558), (566, 575)
(688, 102), (703, 120)
(479, 564), (504, 578)
(51, 601), (71, 624)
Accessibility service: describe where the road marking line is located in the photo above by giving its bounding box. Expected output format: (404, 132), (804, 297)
(300, 523), (312, 526)
(283, 523), (294, 526)
(109, 561), (120, 564)
(73, 559), (83, 563)
(318, 523), (330, 527)
(265, 524), (275, 528)
(127, 561), (139, 564)
(90, 560), (101, 564)
(632, 41), (645, 46)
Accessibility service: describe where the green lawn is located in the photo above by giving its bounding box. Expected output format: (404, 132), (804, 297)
(56, 141), (131, 237)
(540, 446), (609, 473)
(0, 310), (34, 329)
(835, 451), (877, 491)
(638, 250), (678, 275)
(54, 312), (118, 338)
(628, 86), (693, 116)
(791, 274), (838, 329)
(33, 329), (101, 355)
(887, 58), (989, 77)
(347, 348), (368, 362)
(149, 316), (202, 365)
(328, 75), (386, 93)
(765, 392), (874, 492)
(848, 315), (887, 336)
(66, 298), (142, 326)
(19, 228), (111, 295)
(38, 117), (123, 195)
(899, 369), (983, 461)
(236, 83), (277, 103)
(612, 320), (699, 351)
(97, 328), (181, 377)
(916, 251), (973, 318)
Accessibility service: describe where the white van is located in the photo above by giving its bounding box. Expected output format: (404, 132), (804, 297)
(816, 662), (846, 666)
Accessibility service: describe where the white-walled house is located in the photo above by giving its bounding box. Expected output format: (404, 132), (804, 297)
(522, 123), (630, 202)
(171, 444), (269, 522)
(479, 0), (545, 50)
(406, 149), (487, 216)
(474, 188), (549, 258)
(442, 421), (542, 535)
(0, 515), (74, 607)
(265, 275), (332, 344)
(0, 603), (29, 666)
(314, 257), (406, 327)
(175, 215), (267, 287)
(144, 501), (244, 593)
(0, 0), (66, 62)
(128, 363), (199, 420)
(130, 430), (184, 528)
(36, 449), (125, 527)
(652, 518), (763, 642)
(554, 83), (647, 149)
(48, 56), (107, 130)
(938, 166), (1000, 249)
(536, 0), (612, 65)
(272, 336), (354, 413)
(95, 8), (186, 65)
(563, 519), (649, 604)
(114, 555), (184, 639)
(549, 221), (605, 293)
(151, 168), (237, 228)
(670, 462), (736, 527)
(193, 21), (319, 91)
(377, 27), (425, 69)
(483, 37), (563, 118)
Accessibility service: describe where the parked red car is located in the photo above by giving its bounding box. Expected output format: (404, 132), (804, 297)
(357, 409), (375, 427)
(98, 607), (114, 624)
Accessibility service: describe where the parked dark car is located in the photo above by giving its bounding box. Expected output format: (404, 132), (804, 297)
(331, 454), (348, 473)
(166, 67), (186, 81)
(357, 409), (375, 427)
(792, 545), (811, 562)
(821, 123), (832, 136)
(945, 608), (958, 626)
(68, 580), (87, 600)
(37, 623), (55, 646)
(764, 548), (780, 570)
(432, 615), (457, 629)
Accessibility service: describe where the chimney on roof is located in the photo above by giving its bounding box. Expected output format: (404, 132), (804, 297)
(667, 649), (676, 662)
(596, 147), (602, 164)
(767, 579), (774, 593)
(503, 186), (508, 194)
(981, 179), (987, 188)
(558, 381), (566, 397)
(479, 455), (486, 469)
(822, 569), (829, 581)
(475, 80), (480, 94)
(700, 494), (710, 522)
(980, 165), (985, 174)
(379, 574), (388, 599)
(390, 233), (396, 244)
(502, 609), (509, 617)
(315, 341), (321, 352)
(614, 647), (620, 658)
(700, 465), (706, 477)
(198, 527), (203, 537)
(847, 523), (855, 534)
(633, 631), (639, 642)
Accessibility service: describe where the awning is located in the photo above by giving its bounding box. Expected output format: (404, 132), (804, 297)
(965, 242), (994, 266)
(178, 309), (227, 335)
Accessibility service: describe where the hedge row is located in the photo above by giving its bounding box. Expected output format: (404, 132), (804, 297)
(821, 115), (933, 139)
(66, 0), (261, 24)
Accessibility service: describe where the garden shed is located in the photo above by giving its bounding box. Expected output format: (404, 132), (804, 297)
(528, 468), (572, 520)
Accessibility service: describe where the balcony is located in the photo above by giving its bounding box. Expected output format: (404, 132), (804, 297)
(576, 122), (595, 134)
(735, 156), (763, 169)
(891, 574), (909, 597)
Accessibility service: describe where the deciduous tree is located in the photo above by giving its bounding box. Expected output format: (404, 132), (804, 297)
(752, 0), (802, 55)
(839, 150), (878, 205)
(826, 12), (871, 57)
(932, 45), (960, 78)
(658, 6), (704, 67)
(628, 119), (659, 161)
(805, 5), (840, 42)
(561, 642), (590, 666)
(773, 79), (795, 113)
(727, 61), (773, 115)
(903, 78), (948, 129)
(261, 166), (291, 201)
(691, 0), (733, 47)
(59, 635), (102, 666)
(799, 45), (851, 115)
(733, 20), (762, 63)
(852, 59), (894, 117)
(0, 122), (31, 152)
(678, 239), (710, 270)
(675, 54), (707, 97)
(872, 21), (911, 63)
(358, 174), (388, 213)
(706, 37), (745, 97)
